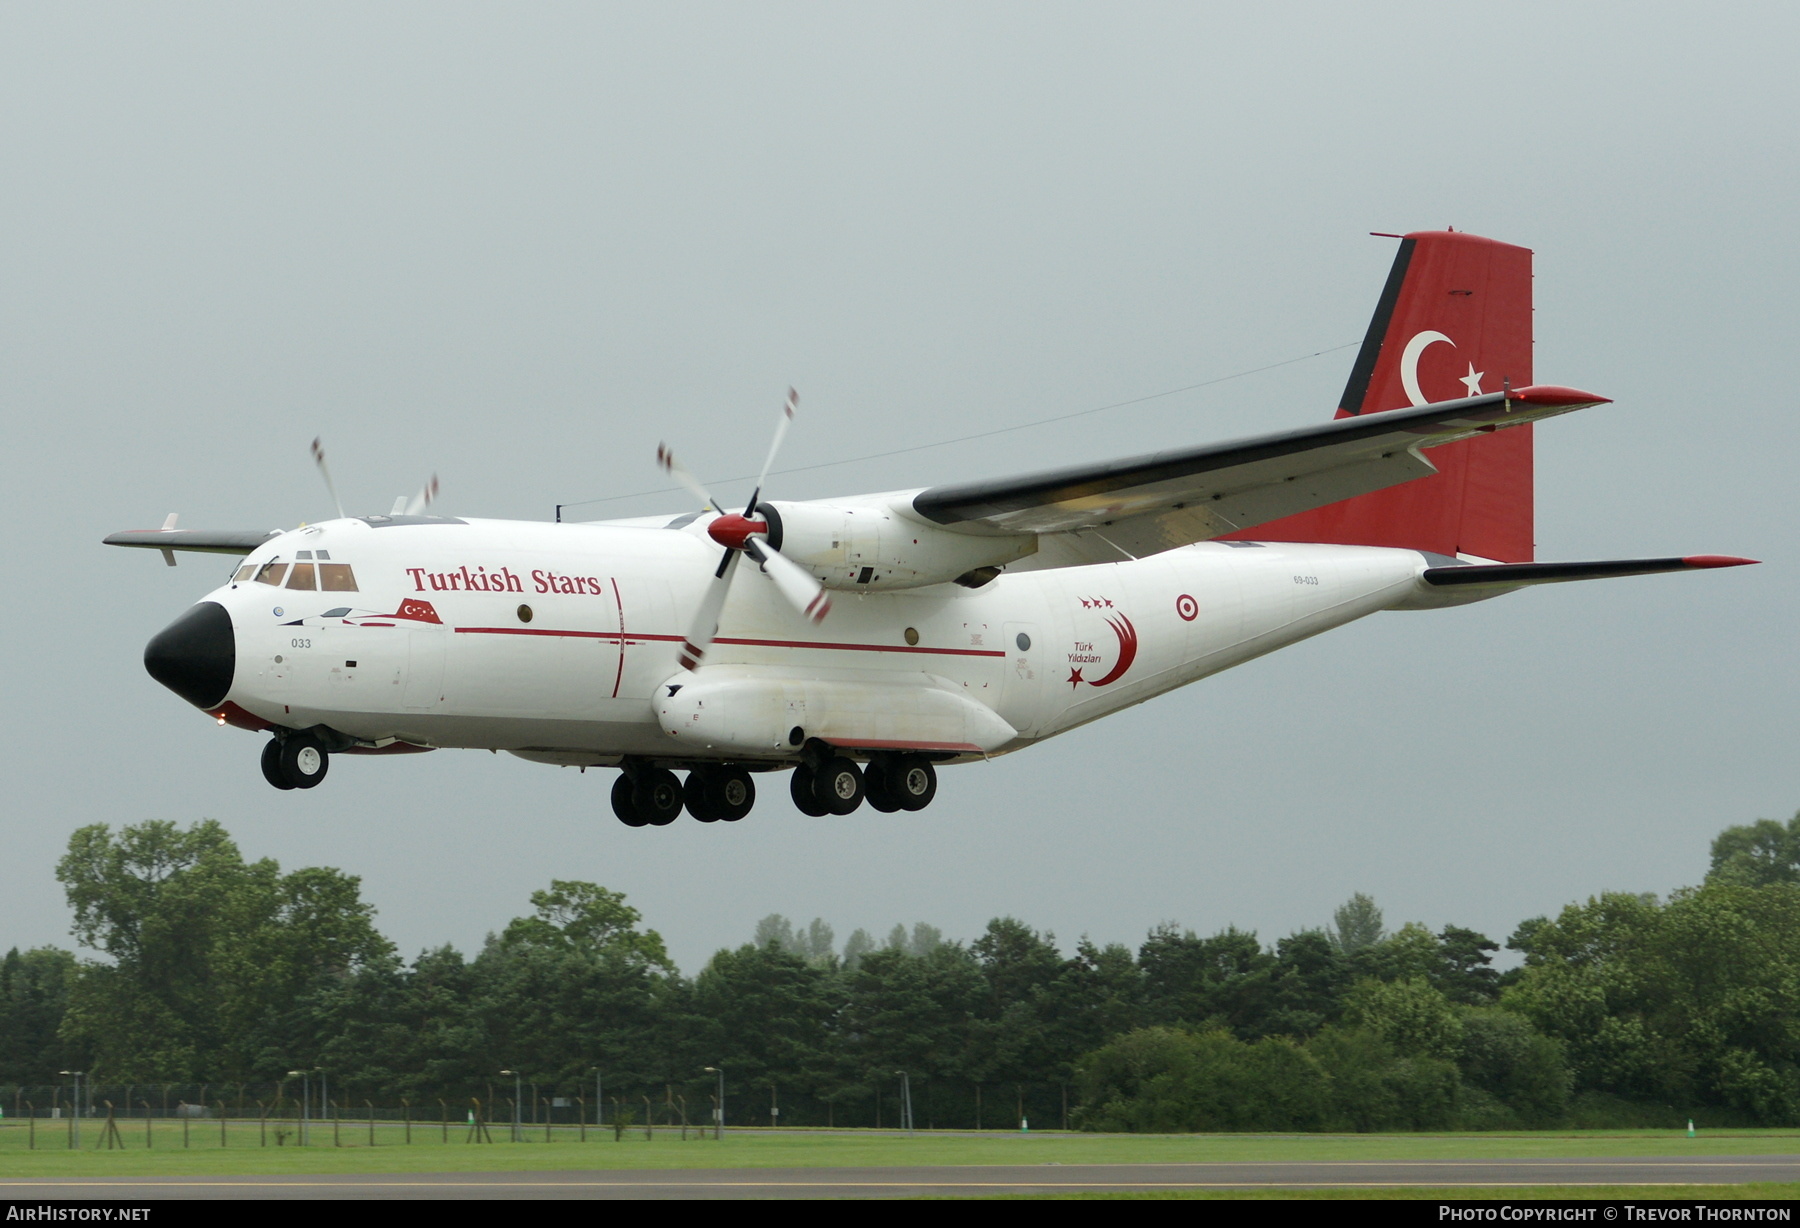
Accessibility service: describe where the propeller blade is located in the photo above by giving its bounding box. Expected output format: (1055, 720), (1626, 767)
(744, 537), (831, 624)
(404, 474), (440, 516)
(676, 548), (742, 671)
(745, 388), (797, 512)
(656, 443), (724, 513)
(310, 437), (347, 520)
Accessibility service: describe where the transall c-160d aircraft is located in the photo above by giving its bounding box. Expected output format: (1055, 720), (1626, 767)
(110, 230), (1754, 826)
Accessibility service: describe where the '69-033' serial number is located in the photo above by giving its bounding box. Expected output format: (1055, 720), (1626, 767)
(1292, 575), (1319, 585)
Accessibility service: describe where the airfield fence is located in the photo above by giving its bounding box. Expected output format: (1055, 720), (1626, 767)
(0, 1080), (1072, 1145)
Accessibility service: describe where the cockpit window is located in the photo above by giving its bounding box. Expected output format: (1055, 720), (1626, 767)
(286, 563), (317, 590)
(253, 563), (288, 586)
(233, 565), (256, 582)
(319, 564), (358, 592)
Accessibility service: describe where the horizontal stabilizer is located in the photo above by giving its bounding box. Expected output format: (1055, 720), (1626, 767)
(104, 528), (281, 556)
(1422, 555), (1757, 589)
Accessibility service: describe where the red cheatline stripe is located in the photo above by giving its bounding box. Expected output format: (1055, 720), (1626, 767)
(456, 627), (618, 638)
(454, 627), (1006, 657)
(716, 636), (1004, 657)
(829, 739), (984, 752)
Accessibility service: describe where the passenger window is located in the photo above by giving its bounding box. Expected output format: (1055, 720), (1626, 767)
(286, 563), (317, 590)
(233, 565), (256, 582)
(319, 564), (358, 592)
(254, 563), (288, 586)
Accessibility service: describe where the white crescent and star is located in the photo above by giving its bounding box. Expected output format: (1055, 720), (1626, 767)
(1399, 330), (1485, 406)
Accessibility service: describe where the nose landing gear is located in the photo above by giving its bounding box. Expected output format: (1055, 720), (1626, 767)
(260, 733), (329, 790)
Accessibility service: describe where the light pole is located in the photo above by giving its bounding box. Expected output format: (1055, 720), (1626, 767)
(501, 1071), (521, 1142)
(703, 1067), (724, 1140)
(895, 1071), (913, 1132)
(288, 1070), (312, 1145)
(59, 1072), (83, 1147)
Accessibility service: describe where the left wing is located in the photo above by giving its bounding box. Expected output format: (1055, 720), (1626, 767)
(910, 386), (1604, 557)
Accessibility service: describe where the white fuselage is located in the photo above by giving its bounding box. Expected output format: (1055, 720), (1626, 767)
(204, 514), (1450, 768)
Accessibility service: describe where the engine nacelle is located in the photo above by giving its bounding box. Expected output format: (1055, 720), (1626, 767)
(756, 499), (1034, 591)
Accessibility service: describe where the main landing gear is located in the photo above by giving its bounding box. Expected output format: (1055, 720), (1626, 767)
(610, 765), (756, 827)
(260, 732), (329, 790)
(609, 754), (938, 826)
(790, 754), (936, 817)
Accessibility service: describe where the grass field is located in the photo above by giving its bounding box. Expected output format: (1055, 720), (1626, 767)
(994, 1186), (1800, 1200)
(0, 1120), (1796, 1183)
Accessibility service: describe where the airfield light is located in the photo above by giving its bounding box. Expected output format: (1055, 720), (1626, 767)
(501, 1070), (521, 1142)
(703, 1067), (724, 1140)
(60, 1072), (84, 1147)
(287, 1069), (312, 1145)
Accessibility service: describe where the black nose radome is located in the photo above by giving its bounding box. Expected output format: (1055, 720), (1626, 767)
(144, 601), (236, 710)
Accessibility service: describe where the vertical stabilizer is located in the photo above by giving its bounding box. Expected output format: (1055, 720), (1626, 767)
(1224, 230), (1535, 561)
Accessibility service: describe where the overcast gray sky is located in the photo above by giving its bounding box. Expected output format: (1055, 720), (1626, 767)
(4, 2), (1794, 973)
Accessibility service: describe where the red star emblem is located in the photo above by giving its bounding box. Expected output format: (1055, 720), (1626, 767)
(1066, 667), (1085, 688)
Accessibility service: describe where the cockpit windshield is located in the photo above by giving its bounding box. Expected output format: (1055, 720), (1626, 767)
(238, 555), (356, 591)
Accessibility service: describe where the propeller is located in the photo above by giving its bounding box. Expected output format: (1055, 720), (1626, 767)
(660, 388), (829, 671)
(310, 437), (347, 520)
(391, 474), (440, 516)
(314, 437), (441, 520)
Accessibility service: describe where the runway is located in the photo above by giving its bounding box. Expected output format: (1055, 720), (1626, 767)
(4, 1156), (1799, 1199)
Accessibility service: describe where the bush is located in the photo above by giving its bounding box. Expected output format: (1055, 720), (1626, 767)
(1456, 1007), (1570, 1127)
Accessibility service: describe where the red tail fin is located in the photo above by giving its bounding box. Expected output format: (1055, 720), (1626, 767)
(1225, 230), (1535, 561)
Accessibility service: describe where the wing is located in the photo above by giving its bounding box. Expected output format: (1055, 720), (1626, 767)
(909, 386), (1606, 561)
(105, 528), (282, 557)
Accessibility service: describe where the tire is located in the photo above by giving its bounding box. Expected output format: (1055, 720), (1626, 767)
(814, 757), (865, 816)
(711, 768), (755, 822)
(893, 758), (937, 812)
(790, 765), (829, 816)
(862, 760), (902, 813)
(279, 734), (329, 789)
(633, 768), (684, 826)
(683, 772), (721, 822)
(612, 774), (647, 827)
(261, 739), (295, 790)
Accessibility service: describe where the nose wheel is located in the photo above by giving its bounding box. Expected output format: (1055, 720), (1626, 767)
(261, 734), (329, 790)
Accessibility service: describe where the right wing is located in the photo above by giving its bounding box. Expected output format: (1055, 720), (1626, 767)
(910, 386), (1606, 562)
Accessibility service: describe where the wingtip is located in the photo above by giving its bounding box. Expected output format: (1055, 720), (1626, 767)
(1683, 555), (1759, 569)
(1510, 384), (1612, 407)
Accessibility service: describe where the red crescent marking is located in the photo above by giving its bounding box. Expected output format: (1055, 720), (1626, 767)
(1088, 613), (1138, 687)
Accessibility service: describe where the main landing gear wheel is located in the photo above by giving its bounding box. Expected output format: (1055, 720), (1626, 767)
(790, 765), (830, 817)
(632, 768), (684, 827)
(863, 759), (903, 812)
(277, 733), (329, 789)
(611, 775), (648, 827)
(891, 757), (937, 811)
(261, 739), (294, 791)
(814, 757), (865, 816)
(687, 767), (754, 823)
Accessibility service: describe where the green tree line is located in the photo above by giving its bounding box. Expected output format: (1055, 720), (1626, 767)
(4, 813), (1798, 1130)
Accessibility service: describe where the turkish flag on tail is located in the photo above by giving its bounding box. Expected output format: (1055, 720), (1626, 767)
(1223, 230), (1535, 562)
